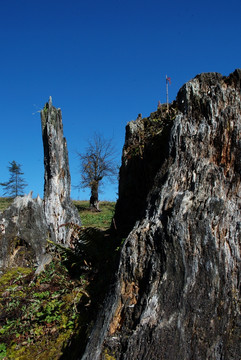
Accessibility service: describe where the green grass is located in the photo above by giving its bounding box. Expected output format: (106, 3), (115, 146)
(0, 197), (14, 212)
(73, 200), (116, 229)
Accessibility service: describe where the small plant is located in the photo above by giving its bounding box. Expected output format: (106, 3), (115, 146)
(0, 343), (7, 359)
(0, 257), (90, 359)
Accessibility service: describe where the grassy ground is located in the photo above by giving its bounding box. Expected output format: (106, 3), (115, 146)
(73, 200), (115, 229)
(0, 197), (14, 212)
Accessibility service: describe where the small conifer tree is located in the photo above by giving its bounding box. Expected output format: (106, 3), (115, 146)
(0, 160), (28, 197)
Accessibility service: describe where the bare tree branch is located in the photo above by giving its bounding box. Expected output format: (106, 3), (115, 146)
(77, 133), (118, 210)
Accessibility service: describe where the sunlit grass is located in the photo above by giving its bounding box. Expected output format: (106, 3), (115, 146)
(0, 197), (14, 212)
(73, 200), (116, 229)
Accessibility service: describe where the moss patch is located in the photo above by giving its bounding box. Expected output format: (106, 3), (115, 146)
(103, 348), (116, 360)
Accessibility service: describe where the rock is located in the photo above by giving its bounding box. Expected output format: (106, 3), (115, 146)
(0, 192), (48, 272)
(41, 97), (81, 245)
(82, 70), (241, 359)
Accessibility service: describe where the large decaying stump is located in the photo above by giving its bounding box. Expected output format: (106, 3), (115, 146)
(0, 193), (48, 271)
(0, 97), (81, 273)
(41, 96), (81, 245)
(82, 70), (241, 360)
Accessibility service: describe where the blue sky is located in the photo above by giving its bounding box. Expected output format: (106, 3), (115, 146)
(0, 0), (240, 201)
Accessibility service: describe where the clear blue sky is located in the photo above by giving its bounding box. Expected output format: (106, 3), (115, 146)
(0, 0), (240, 201)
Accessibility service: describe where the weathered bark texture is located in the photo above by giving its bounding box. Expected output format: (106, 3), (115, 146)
(0, 98), (81, 273)
(82, 70), (241, 360)
(114, 107), (174, 237)
(90, 180), (100, 211)
(0, 192), (48, 271)
(41, 97), (81, 245)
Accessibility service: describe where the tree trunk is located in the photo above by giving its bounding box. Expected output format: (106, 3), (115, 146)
(82, 69), (241, 360)
(90, 180), (100, 211)
(41, 97), (81, 244)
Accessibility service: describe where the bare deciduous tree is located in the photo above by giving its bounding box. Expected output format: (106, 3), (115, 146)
(77, 133), (117, 211)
